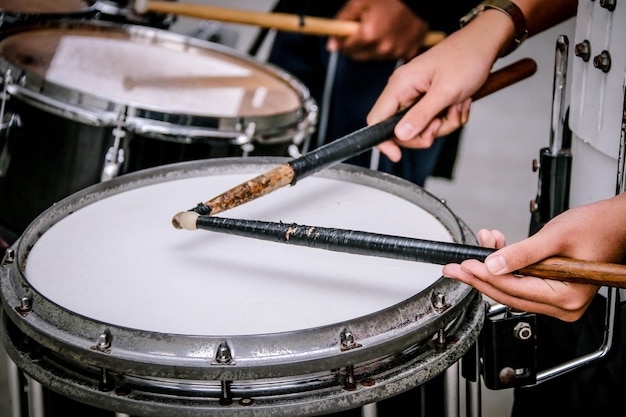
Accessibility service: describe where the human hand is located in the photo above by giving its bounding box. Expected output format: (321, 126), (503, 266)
(366, 9), (516, 161)
(442, 193), (626, 321)
(326, 0), (428, 61)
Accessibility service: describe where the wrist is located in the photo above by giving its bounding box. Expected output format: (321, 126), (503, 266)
(460, 0), (528, 56)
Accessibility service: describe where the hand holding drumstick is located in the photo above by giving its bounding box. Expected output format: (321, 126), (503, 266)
(172, 58), (538, 230)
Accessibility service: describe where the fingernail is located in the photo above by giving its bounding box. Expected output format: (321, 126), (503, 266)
(485, 254), (508, 275)
(395, 122), (417, 140)
(431, 119), (442, 136)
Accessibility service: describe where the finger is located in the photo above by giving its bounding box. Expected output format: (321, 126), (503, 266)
(376, 140), (402, 162)
(443, 264), (563, 315)
(459, 260), (590, 309)
(394, 81), (462, 141)
(477, 229), (506, 249)
(484, 232), (561, 275)
(444, 263), (586, 321)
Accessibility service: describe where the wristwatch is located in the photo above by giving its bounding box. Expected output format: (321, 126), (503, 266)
(460, 0), (528, 56)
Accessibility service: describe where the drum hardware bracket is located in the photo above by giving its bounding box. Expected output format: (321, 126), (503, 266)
(102, 112), (128, 182)
(0, 113), (20, 177)
(529, 35), (572, 235)
(0, 69), (20, 177)
(289, 100), (319, 157)
(478, 307), (538, 390)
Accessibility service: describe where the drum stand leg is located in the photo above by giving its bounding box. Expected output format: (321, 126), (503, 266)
(464, 342), (482, 417)
(443, 363), (460, 417)
(6, 353), (22, 417)
(361, 402), (377, 417)
(24, 376), (44, 417)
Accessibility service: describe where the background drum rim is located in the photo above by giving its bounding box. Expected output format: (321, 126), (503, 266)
(0, 157), (484, 415)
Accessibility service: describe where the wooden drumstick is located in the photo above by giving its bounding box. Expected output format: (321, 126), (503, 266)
(190, 215), (626, 289)
(134, 0), (446, 45)
(172, 58), (537, 230)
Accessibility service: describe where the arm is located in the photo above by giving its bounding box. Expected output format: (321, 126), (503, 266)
(366, 0), (576, 162)
(443, 193), (626, 321)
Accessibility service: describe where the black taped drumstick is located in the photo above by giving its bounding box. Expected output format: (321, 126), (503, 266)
(172, 58), (537, 229)
(190, 216), (626, 289)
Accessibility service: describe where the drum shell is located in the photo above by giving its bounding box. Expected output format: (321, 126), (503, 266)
(0, 158), (484, 416)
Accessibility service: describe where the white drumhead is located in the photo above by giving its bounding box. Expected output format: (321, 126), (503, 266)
(24, 171), (453, 336)
(0, 25), (301, 117)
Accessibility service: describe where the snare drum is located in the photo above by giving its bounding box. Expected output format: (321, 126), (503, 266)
(0, 20), (316, 237)
(1, 158), (484, 416)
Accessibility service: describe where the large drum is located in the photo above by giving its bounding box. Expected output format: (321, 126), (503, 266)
(0, 158), (484, 416)
(0, 20), (316, 238)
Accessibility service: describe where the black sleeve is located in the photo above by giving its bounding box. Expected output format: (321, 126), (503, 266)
(402, 0), (479, 34)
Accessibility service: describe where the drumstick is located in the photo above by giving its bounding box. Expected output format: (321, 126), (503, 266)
(172, 58), (537, 229)
(189, 215), (626, 289)
(134, 0), (446, 45)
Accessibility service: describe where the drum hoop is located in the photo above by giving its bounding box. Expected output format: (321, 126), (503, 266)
(1, 296), (485, 416)
(0, 1), (97, 23)
(0, 20), (316, 140)
(1, 157), (479, 381)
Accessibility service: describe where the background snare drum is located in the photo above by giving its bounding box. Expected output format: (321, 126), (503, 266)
(0, 20), (316, 238)
(1, 157), (484, 417)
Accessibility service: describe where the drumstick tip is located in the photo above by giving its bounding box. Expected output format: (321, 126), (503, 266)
(172, 211), (200, 231)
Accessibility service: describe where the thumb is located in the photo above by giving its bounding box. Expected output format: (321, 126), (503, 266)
(484, 235), (554, 275)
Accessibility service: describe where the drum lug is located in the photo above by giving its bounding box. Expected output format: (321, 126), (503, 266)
(92, 330), (112, 354)
(15, 296), (32, 317)
(99, 367), (115, 392)
(2, 247), (14, 265)
(343, 364), (357, 391)
(213, 341), (235, 365)
(101, 113), (127, 182)
(431, 292), (449, 313)
(234, 122), (257, 156)
(339, 328), (362, 352)
(220, 380), (233, 406)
